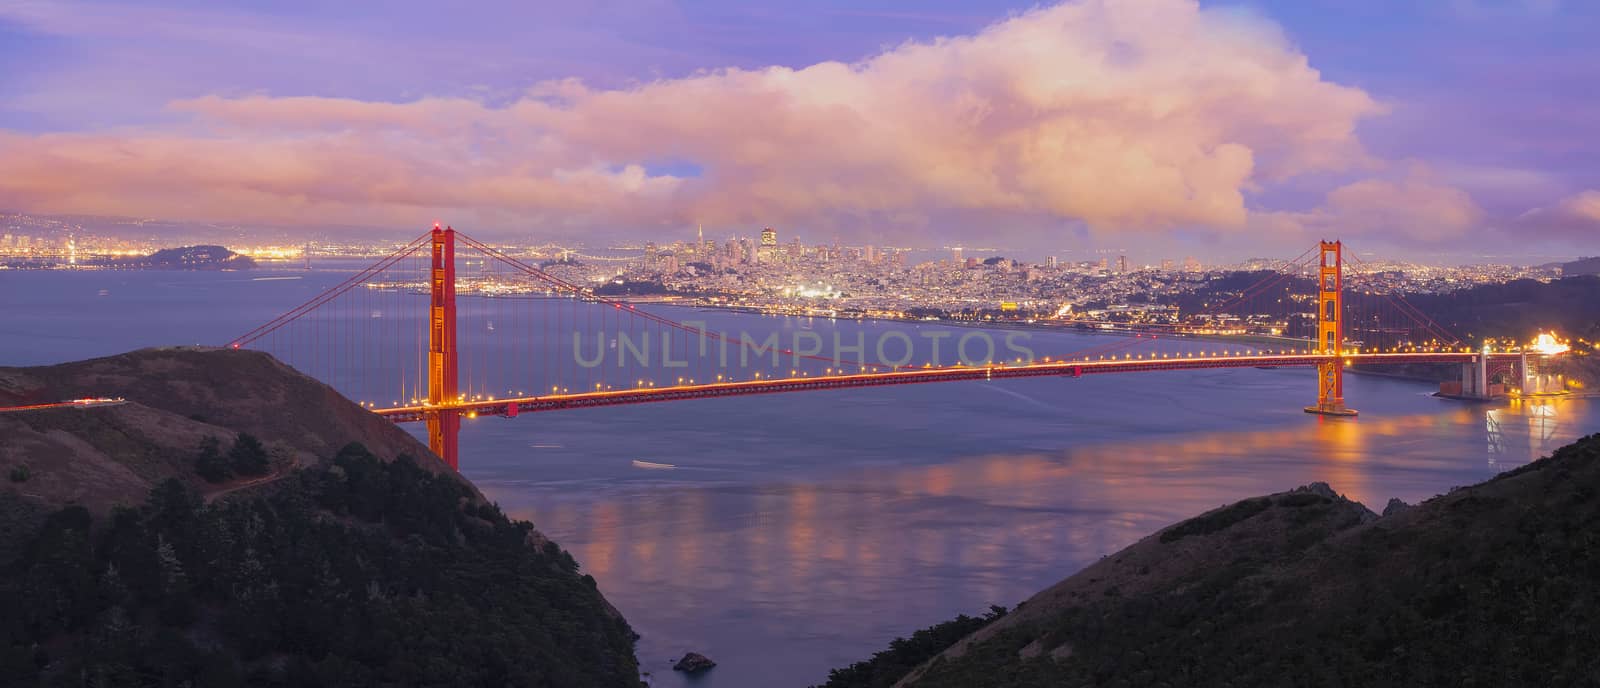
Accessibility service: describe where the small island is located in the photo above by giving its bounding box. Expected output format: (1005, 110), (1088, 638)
(105, 245), (256, 270)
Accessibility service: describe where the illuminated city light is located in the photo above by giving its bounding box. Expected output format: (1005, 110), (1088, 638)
(1530, 332), (1571, 355)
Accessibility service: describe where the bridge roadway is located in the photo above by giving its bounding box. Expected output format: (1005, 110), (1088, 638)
(372, 351), (1505, 423)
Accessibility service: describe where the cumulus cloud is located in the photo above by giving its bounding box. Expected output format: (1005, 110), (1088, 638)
(1515, 190), (1600, 239)
(0, 0), (1387, 237)
(1264, 163), (1485, 242)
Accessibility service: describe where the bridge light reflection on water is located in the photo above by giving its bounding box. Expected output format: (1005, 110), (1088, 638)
(463, 389), (1591, 687)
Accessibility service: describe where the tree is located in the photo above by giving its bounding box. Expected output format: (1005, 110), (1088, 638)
(228, 434), (271, 477)
(194, 436), (230, 483)
(2, 442), (642, 687)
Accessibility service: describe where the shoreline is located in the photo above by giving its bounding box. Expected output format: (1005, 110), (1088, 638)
(635, 298), (1316, 353)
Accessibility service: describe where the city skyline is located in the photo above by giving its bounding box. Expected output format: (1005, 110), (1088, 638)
(4, 208), (1590, 268)
(1, 0), (1598, 261)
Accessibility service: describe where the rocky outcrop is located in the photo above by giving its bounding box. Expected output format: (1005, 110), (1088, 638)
(1382, 497), (1414, 517)
(673, 652), (717, 673)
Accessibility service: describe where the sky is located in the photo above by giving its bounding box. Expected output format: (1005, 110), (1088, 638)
(1, 0), (1597, 261)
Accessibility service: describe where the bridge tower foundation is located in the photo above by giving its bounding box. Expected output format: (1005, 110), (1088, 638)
(1306, 240), (1358, 417)
(1453, 352), (1496, 400)
(1519, 350), (1565, 396)
(426, 225), (462, 470)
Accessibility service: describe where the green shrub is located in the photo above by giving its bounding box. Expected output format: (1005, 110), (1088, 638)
(7, 465), (29, 483)
(193, 436), (230, 483)
(3, 443), (639, 686)
(814, 606), (1008, 688)
(227, 433), (270, 476)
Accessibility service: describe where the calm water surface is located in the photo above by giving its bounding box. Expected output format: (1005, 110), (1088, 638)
(2, 265), (1592, 687)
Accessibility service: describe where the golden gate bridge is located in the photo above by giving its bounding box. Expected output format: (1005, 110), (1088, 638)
(229, 225), (1555, 470)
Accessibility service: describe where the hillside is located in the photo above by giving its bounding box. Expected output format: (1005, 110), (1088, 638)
(819, 434), (1600, 688)
(1405, 275), (1600, 342)
(0, 348), (642, 686)
(0, 347), (439, 509)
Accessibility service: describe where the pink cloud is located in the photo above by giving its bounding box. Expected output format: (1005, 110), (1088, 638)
(1515, 190), (1600, 240)
(1258, 163), (1485, 243)
(0, 0), (1385, 237)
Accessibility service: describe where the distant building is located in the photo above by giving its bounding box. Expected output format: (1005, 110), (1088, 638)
(952, 247), (964, 264)
(1046, 255), (1058, 268)
(1161, 259), (1174, 272)
(864, 245), (877, 264)
(1184, 256), (1202, 272)
(757, 228), (779, 262)
(1118, 255), (1128, 273)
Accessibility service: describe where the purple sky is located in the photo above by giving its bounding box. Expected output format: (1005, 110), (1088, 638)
(1, 0), (1597, 261)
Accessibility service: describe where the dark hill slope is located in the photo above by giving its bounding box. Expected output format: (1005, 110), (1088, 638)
(0, 347), (448, 509)
(1, 446), (641, 687)
(871, 435), (1600, 688)
(0, 349), (641, 686)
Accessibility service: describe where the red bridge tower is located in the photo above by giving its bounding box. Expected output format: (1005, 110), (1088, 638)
(426, 225), (462, 469)
(1306, 240), (1357, 416)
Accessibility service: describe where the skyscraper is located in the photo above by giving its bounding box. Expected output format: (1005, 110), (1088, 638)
(952, 247), (964, 263)
(1118, 255), (1128, 273)
(761, 227), (777, 247)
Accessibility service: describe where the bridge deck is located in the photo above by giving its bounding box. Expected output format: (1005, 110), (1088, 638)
(372, 351), (1501, 422)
